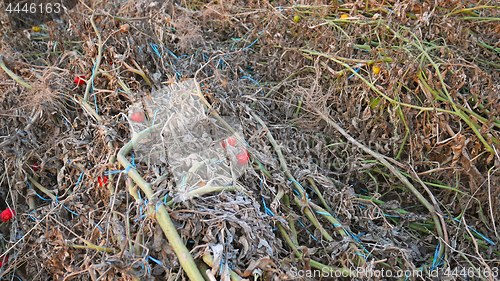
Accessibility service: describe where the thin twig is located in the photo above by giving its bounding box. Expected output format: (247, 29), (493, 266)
(462, 217), (494, 281)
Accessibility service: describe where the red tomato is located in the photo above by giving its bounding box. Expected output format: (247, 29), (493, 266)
(0, 209), (15, 222)
(98, 176), (108, 187)
(74, 76), (86, 85)
(222, 137), (237, 148)
(131, 111), (145, 122)
(0, 255), (8, 267)
(236, 149), (250, 165)
(227, 137), (236, 146)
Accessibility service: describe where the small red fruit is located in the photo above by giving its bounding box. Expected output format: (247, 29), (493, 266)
(0, 255), (8, 267)
(130, 111), (145, 122)
(98, 176), (108, 187)
(33, 162), (39, 171)
(74, 75), (86, 85)
(227, 137), (236, 147)
(0, 209), (15, 222)
(236, 149), (250, 165)
(222, 137), (237, 148)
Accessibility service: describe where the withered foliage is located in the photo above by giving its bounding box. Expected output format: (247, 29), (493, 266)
(0, 0), (499, 280)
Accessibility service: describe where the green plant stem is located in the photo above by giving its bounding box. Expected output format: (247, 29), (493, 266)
(251, 113), (305, 198)
(307, 200), (348, 237)
(283, 194), (299, 245)
(0, 56), (33, 90)
(194, 82), (248, 149)
(277, 223), (355, 277)
(123, 62), (152, 87)
(85, 15), (103, 102)
(446, 6), (499, 16)
(315, 110), (447, 265)
(398, 27), (496, 152)
(78, 96), (102, 122)
(292, 195), (333, 241)
(80, 14), (104, 123)
(252, 112), (335, 241)
(202, 253), (243, 281)
(307, 178), (335, 212)
(69, 243), (118, 253)
(117, 126), (204, 281)
(127, 177), (140, 202)
(27, 174), (56, 200)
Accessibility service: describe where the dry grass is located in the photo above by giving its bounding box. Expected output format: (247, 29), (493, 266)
(0, 0), (499, 280)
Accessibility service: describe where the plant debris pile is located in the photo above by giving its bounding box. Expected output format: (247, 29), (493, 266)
(0, 0), (499, 280)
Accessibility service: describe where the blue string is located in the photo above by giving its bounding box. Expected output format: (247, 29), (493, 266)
(150, 43), (163, 62)
(55, 196), (80, 216)
(27, 181), (79, 216)
(163, 47), (178, 59)
(452, 217), (495, 245)
(105, 154), (136, 175)
(148, 256), (162, 265)
(230, 38), (243, 50)
(29, 210), (37, 221)
(152, 108), (161, 125)
(56, 114), (71, 127)
(218, 58), (227, 68)
(219, 256), (227, 275)
(33, 190), (52, 201)
(261, 196), (274, 217)
(75, 170), (84, 188)
(306, 185), (317, 195)
(8, 275), (22, 281)
(355, 252), (368, 259)
(95, 222), (103, 232)
(346, 64), (361, 81)
(138, 192), (144, 216)
(241, 76), (260, 86)
(289, 179), (309, 200)
(297, 219), (317, 241)
(90, 61), (98, 115)
(242, 31), (263, 51)
(431, 244), (445, 269)
(135, 214), (147, 222)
